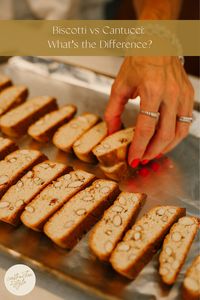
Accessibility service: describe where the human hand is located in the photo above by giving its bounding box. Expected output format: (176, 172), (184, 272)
(104, 56), (194, 168)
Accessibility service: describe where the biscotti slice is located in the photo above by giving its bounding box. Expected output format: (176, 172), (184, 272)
(110, 206), (186, 279)
(99, 162), (129, 181)
(0, 96), (57, 137)
(0, 74), (12, 93)
(183, 256), (200, 300)
(53, 113), (100, 152)
(0, 85), (28, 117)
(0, 149), (46, 198)
(159, 216), (199, 285)
(93, 127), (134, 166)
(44, 179), (120, 249)
(73, 122), (107, 163)
(0, 137), (18, 160)
(89, 192), (146, 261)
(28, 105), (77, 142)
(21, 170), (95, 231)
(0, 161), (69, 225)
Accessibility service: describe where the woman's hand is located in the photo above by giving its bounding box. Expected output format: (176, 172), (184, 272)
(104, 56), (194, 168)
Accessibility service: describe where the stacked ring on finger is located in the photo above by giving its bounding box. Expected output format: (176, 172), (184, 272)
(177, 116), (193, 123)
(140, 110), (160, 120)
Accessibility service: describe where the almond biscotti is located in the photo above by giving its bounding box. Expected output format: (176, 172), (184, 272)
(110, 206), (186, 279)
(0, 161), (69, 226)
(89, 192), (146, 261)
(0, 137), (18, 160)
(0, 74), (12, 93)
(28, 105), (77, 142)
(99, 162), (129, 181)
(73, 122), (107, 163)
(21, 170), (95, 231)
(53, 113), (99, 152)
(0, 96), (57, 137)
(183, 256), (200, 300)
(159, 216), (198, 285)
(0, 85), (28, 117)
(44, 179), (120, 249)
(0, 149), (46, 198)
(93, 128), (134, 166)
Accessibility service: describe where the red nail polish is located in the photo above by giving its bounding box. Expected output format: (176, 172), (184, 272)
(139, 168), (149, 177)
(141, 159), (149, 165)
(156, 153), (163, 159)
(130, 159), (140, 168)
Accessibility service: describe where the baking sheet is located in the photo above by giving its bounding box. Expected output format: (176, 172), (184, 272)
(0, 59), (199, 300)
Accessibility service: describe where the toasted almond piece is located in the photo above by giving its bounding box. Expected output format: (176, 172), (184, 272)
(0, 137), (18, 160)
(183, 256), (200, 300)
(28, 105), (77, 142)
(89, 192), (146, 261)
(21, 170), (95, 231)
(44, 179), (119, 249)
(159, 216), (198, 285)
(110, 206), (186, 279)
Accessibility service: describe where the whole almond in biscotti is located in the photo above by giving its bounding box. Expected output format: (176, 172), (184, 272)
(0, 137), (18, 160)
(73, 121), (107, 163)
(110, 206), (186, 279)
(28, 105), (77, 142)
(183, 255), (200, 300)
(159, 216), (199, 285)
(93, 127), (134, 166)
(0, 85), (28, 117)
(53, 113), (100, 152)
(89, 192), (146, 261)
(0, 161), (69, 226)
(99, 161), (129, 181)
(0, 74), (12, 93)
(21, 170), (95, 231)
(44, 179), (120, 249)
(0, 149), (46, 198)
(0, 96), (57, 137)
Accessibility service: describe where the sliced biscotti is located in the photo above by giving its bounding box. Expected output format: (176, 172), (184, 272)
(0, 85), (28, 117)
(159, 216), (199, 285)
(110, 206), (186, 279)
(99, 162), (129, 181)
(0, 96), (57, 137)
(0, 74), (12, 92)
(93, 127), (134, 166)
(53, 113), (100, 152)
(28, 105), (77, 142)
(73, 122), (107, 163)
(89, 192), (146, 261)
(21, 170), (95, 231)
(183, 256), (200, 300)
(0, 137), (18, 160)
(0, 161), (69, 226)
(0, 149), (46, 198)
(44, 179), (120, 249)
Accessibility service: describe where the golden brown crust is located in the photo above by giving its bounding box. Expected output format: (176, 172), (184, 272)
(0, 75), (12, 93)
(0, 137), (18, 160)
(99, 162), (129, 181)
(183, 256), (200, 300)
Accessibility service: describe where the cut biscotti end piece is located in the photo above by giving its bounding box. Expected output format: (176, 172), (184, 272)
(89, 192), (146, 261)
(0, 85), (28, 117)
(28, 105), (77, 142)
(73, 121), (107, 163)
(0, 149), (46, 198)
(183, 256), (200, 300)
(0, 160), (69, 226)
(159, 216), (199, 285)
(0, 74), (12, 92)
(93, 127), (134, 166)
(99, 161), (129, 181)
(0, 137), (18, 160)
(110, 206), (186, 279)
(0, 96), (57, 137)
(53, 113), (100, 152)
(44, 179), (120, 249)
(21, 169), (95, 231)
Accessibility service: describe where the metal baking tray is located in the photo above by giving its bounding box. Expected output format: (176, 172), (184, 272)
(0, 58), (199, 300)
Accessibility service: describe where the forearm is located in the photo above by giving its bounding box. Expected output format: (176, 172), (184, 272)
(133, 0), (182, 20)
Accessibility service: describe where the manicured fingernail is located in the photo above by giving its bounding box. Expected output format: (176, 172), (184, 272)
(130, 159), (140, 168)
(139, 168), (149, 177)
(156, 153), (163, 159)
(141, 159), (149, 165)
